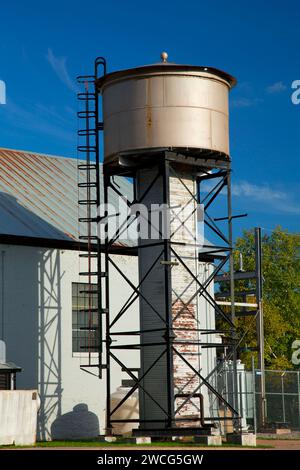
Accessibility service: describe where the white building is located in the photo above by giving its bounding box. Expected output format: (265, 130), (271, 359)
(0, 147), (139, 440)
(0, 147), (217, 440)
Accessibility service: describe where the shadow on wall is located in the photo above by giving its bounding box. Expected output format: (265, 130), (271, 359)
(51, 404), (100, 440)
(0, 193), (100, 440)
(0, 193), (67, 440)
(38, 248), (63, 440)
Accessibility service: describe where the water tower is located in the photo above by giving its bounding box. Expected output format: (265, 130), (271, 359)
(77, 53), (239, 437)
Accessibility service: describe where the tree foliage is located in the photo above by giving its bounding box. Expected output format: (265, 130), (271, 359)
(232, 227), (300, 369)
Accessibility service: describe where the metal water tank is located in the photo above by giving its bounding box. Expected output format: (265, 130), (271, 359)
(110, 386), (139, 435)
(97, 53), (236, 163)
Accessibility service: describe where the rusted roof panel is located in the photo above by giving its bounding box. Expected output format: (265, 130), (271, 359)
(0, 148), (133, 243)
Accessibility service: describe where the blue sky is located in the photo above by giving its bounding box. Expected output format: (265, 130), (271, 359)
(0, 0), (299, 239)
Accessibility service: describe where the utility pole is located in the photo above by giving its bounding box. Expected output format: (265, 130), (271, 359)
(255, 227), (266, 428)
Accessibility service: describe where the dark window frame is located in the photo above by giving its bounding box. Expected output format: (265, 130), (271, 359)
(72, 282), (99, 354)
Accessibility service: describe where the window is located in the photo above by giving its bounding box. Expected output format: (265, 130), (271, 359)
(0, 372), (11, 390)
(72, 282), (99, 353)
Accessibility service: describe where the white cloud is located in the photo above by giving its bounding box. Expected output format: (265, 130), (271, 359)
(233, 181), (300, 215)
(231, 97), (263, 108)
(1, 98), (75, 144)
(46, 48), (79, 93)
(232, 181), (286, 201)
(202, 179), (300, 216)
(266, 81), (287, 94)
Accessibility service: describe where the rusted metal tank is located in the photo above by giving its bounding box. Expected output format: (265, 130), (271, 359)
(97, 53), (236, 163)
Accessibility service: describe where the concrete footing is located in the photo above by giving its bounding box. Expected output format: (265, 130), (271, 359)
(104, 436), (117, 443)
(226, 432), (256, 446)
(135, 437), (152, 445)
(195, 435), (222, 446)
(275, 428), (291, 435)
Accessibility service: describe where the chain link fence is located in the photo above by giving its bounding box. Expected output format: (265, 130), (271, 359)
(254, 369), (300, 430)
(215, 362), (300, 432)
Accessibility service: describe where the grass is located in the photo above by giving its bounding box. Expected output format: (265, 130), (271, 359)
(0, 439), (272, 449)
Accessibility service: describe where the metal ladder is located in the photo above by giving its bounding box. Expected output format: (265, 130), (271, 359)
(77, 58), (107, 378)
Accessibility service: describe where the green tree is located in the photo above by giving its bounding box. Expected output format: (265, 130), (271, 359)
(232, 227), (300, 369)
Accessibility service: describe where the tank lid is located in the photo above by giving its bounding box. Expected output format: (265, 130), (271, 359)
(96, 52), (237, 89)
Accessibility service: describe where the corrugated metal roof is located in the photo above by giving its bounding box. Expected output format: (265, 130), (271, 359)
(0, 147), (133, 243)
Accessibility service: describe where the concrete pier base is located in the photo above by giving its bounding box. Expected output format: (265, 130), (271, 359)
(104, 436), (117, 443)
(195, 435), (222, 446)
(226, 432), (256, 446)
(135, 437), (152, 445)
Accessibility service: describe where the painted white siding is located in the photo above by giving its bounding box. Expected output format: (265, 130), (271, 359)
(0, 244), (138, 439)
(0, 241), (217, 438)
(0, 390), (40, 445)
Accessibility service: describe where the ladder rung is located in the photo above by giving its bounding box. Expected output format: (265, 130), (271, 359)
(79, 290), (98, 294)
(79, 235), (98, 240)
(78, 308), (98, 313)
(78, 217), (98, 223)
(78, 164), (97, 170)
(79, 271), (98, 276)
(77, 92), (96, 100)
(80, 326), (99, 331)
(78, 182), (97, 188)
(77, 74), (95, 84)
(79, 272), (107, 277)
(78, 129), (96, 137)
(78, 200), (98, 205)
(79, 253), (98, 258)
(77, 110), (96, 118)
(78, 145), (97, 152)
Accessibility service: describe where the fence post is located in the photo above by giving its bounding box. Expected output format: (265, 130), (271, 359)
(252, 356), (257, 434)
(224, 363), (228, 435)
(281, 372), (286, 424)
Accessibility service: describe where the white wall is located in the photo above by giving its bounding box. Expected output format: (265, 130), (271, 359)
(0, 242), (217, 439)
(0, 244), (138, 439)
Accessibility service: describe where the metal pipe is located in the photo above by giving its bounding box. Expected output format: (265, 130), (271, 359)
(281, 372), (286, 424)
(252, 356), (257, 433)
(104, 172), (112, 434)
(175, 393), (205, 427)
(255, 227), (266, 428)
(227, 170), (239, 430)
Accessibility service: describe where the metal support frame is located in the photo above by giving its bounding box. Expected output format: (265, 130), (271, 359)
(102, 153), (240, 433)
(162, 159), (175, 428)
